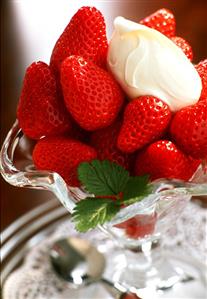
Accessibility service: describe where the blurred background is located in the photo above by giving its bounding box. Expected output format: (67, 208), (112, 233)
(1, 0), (207, 230)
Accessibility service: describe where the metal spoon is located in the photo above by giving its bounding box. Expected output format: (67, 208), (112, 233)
(50, 237), (141, 299)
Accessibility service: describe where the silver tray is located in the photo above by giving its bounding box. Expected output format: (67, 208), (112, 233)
(1, 199), (67, 284)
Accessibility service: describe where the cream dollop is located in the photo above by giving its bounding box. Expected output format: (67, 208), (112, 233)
(107, 17), (202, 112)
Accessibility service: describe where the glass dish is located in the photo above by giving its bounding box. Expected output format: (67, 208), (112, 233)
(1, 120), (207, 296)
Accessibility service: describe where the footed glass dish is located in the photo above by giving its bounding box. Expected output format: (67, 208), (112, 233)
(1, 120), (207, 297)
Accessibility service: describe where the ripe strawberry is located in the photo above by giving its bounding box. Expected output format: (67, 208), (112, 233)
(61, 56), (124, 131)
(170, 101), (207, 159)
(33, 137), (97, 186)
(122, 294), (142, 299)
(135, 140), (200, 181)
(140, 8), (176, 37)
(50, 6), (108, 74)
(90, 120), (134, 171)
(199, 96), (207, 103)
(17, 62), (72, 140)
(195, 59), (207, 101)
(171, 36), (193, 61)
(117, 96), (171, 153)
(115, 214), (156, 239)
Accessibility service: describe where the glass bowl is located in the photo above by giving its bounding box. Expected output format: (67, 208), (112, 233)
(1, 120), (207, 296)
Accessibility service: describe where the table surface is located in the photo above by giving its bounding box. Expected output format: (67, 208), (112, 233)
(1, 0), (207, 230)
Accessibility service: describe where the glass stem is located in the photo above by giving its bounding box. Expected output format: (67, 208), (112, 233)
(115, 237), (178, 289)
(124, 238), (163, 273)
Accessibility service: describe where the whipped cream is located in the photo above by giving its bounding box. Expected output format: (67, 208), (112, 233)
(107, 17), (202, 111)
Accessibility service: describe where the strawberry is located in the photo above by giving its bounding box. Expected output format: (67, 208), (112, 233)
(50, 6), (108, 74)
(117, 96), (171, 153)
(135, 140), (200, 181)
(140, 8), (176, 38)
(33, 137), (97, 186)
(115, 214), (156, 239)
(121, 294), (142, 299)
(61, 56), (124, 131)
(171, 36), (193, 61)
(17, 62), (72, 140)
(195, 59), (207, 101)
(199, 96), (207, 103)
(170, 101), (207, 159)
(90, 120), (134, 171)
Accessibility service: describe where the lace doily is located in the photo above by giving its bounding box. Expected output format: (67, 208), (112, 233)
(3, 201), (207, 299)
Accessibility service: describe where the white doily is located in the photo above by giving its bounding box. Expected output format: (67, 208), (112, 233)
(3, 201), (207, 299)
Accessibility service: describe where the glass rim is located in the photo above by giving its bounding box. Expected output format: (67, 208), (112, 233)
(1, 120), (207, 218)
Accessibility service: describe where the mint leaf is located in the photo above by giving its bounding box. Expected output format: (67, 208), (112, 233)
(78, 160), (129, 196)
(75, 160), (152, 232)
(122, 175), (152, 205)
(72, 197), (121, 232)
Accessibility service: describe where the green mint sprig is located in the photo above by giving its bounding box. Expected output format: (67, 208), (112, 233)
(72, 198), (120, 232)
(72, 160), (152, 232)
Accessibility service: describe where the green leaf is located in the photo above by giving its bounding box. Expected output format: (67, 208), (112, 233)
(78, 160), (129, 196)
(122, 175), (152, 205)
(72, 197), (121, 232)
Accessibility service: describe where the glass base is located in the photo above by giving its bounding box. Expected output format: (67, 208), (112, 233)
(111, 250), (206, 298)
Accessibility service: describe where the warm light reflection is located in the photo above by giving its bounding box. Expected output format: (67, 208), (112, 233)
(10, 0), (125, 68)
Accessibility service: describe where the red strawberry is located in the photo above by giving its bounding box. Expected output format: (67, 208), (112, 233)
(121, 294), (141, 299)
(33, 137), (97, 186)
(50, 6), (108, 74)
(61, 56), (124, 131)
(199, 96), (207, 103)
(90, 120), (134, 171)
(17, 62), (72, 140)
(195, 59), (207, 101)
(115, 214), (156, 239)
(171, 36), (193, 61)
(140, 8), (176, 37)
(170, 101), (207, 159)
(117, 96), (171, 153)
(135, 140), (200, 181)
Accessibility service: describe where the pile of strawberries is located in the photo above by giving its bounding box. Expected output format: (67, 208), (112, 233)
(17, 7), (207, 187)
